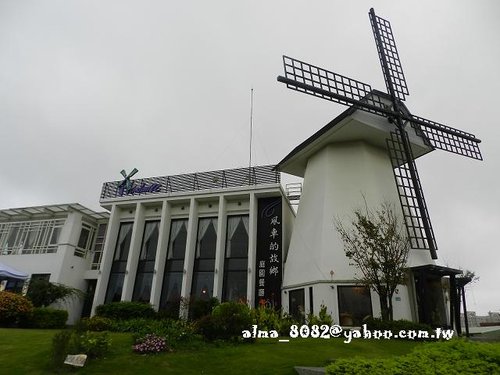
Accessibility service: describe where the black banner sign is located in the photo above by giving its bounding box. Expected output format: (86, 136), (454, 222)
(255, 197), (282, 308)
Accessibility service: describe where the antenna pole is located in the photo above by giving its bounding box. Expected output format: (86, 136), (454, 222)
(249, 88), (254, 170)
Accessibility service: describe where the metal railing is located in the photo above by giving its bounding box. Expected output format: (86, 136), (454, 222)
(100, 165), (280, 200)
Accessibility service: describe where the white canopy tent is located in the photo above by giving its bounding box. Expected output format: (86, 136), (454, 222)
(0, 262), (29, 280)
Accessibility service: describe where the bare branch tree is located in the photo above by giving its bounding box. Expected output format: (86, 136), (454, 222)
(335, 202), (410, 321)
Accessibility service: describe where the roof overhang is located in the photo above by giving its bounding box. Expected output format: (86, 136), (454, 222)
(410, 264), (462, 276)
(0, 203), (109, 222)
(277, 102), (434, 178)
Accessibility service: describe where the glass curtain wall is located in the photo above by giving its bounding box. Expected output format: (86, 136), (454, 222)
(105, 222), (133, 303)
(191, 217), (217, 300)
(222, 215), (249, 302)
(132, 221), (160, 302)
(159, 219), (188, 313)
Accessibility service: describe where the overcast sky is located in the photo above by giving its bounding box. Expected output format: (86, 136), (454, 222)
(0, 0), (498, 315)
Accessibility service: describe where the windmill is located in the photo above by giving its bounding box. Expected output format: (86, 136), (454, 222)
(277, 8), (482, 260)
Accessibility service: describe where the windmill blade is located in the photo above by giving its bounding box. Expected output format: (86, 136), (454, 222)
(278, 55), (390, 117)
(369, 8), (409, 101)
(386, 128), (438, 259)
(408, 115), (483, 160)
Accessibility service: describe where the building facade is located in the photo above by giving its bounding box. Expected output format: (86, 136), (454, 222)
(0, 204), (108, 323)
(91, 165), (294, 316)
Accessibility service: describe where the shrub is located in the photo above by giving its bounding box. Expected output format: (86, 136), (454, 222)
(0, 291), (34, 327)
(26, 279), (82, 308)
(196, 301), (253, 342)
(28, 307), (68, 328)
(133, 333), (170, 354)
(77, 316), (113, 332)
(110, 318), (197, 347)
(50, 329), (112, 368)
(195, 315), (221, 342)
(277, 313), (299, 337)
(72, 331), (111, 359)
(157, 297), (184, 320)
(50, 330), (73, 368)
(189, 297), (219, 321)
(326, 340), (500, 374)
(307, 305), (333, 327)
(95, 301), (156, 320)
(253, 306), (281, 331)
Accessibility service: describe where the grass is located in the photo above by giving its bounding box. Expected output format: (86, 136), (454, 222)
(0, 328), (422, 374)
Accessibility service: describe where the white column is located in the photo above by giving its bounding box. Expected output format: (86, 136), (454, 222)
(213, 195), (227, 300)
(122, 203), (145, 301)
(150, 200), (171, 309)
(92, 205), (120, 314)
(52, 211), (81, 283)
(247, 192), (258, 307)
(180, 198), (197, 318)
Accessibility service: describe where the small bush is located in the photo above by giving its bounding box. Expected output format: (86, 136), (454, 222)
(277, 313), (299, 337)
(326, 339), (500, 374)
(110, 318), (197, 347)
(307, 305), (333, 327)
(189, 297), (219, 321)
(133, 333), (170, 354)
(157, 297), (184, 320)
(72, 331), (111, 359)
(28, 307), (68, 328)
(77, 316), (113, 332)
(253, 306), (281, 332)
(51, 330), (73, 368)
(0, 291), (34, 327)
(26, 279), (82, 308)
(196, 301), (253, 342)
(195, 315), (221, 342)
(95, 301), (156, 320)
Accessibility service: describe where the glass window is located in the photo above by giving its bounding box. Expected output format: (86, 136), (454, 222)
(113, 223), (133, 261)
(105, 222), (133, 303)
(50, 226), (61, 245)
(289, 288), (305, 322)
(191, 217), (217, 300)
(222, 215), (249, 302)
(0, 219), (65, 255)
(77, 227), (91, 249)
(132, 221), (160, 302)
(337, 286), (372, 326)
(160, 219), (188, 314)
(91, 223), (107, 270)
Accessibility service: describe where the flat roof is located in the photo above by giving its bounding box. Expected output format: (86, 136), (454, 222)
(0, 203), (109, 221)
(100, 165), (280, 202)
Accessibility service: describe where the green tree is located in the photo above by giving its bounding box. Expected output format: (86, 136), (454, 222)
(26, 279), (83, 308)
(336, 203), (410, 321)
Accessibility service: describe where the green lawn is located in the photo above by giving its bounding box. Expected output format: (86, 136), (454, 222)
(0, 328), (421, 374)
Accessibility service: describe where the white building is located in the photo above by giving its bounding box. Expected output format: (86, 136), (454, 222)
(92, 165), (294, 316)
(0, 204), (108, 323)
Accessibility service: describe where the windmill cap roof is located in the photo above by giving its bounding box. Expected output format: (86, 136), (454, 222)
(276, 91), (433, 177)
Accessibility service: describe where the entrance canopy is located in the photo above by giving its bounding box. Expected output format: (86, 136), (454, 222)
(0, 262), (29, 280)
